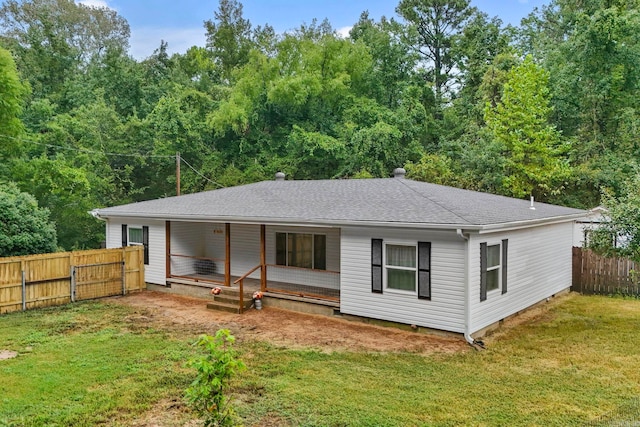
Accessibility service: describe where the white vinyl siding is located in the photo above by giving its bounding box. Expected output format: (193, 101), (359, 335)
(468, 222), (573, 334)
(340, 227), (466, 333)
(229, 224), (261, 277)
(105, 218), (165, 285)
(170, 223), (261, 278)
(171, 222), (207, 257)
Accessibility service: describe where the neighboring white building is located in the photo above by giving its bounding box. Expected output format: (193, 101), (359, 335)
(92, 169), (586, 342)
(573, 206), (608, 247)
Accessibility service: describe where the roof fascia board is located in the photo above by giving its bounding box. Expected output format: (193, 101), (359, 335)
(476, 213), (586, 234)
(94, 211), (587, 232)
(94, 211), (483, 230)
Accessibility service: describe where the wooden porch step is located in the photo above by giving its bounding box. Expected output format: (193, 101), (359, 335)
(207, 299), (253, 314)
(207, 287), (254, 314)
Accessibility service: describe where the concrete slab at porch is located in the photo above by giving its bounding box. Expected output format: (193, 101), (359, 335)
(155, 274), (340, 316)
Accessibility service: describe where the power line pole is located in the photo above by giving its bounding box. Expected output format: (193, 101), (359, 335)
(176, 152), (181, 196)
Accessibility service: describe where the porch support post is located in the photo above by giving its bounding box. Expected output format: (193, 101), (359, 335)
(165, 221), (171, 279)
(225, 223), (231, 287)
(260, 224), (266, 292)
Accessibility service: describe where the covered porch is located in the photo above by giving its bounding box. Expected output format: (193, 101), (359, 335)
(164, 221), (341, 311)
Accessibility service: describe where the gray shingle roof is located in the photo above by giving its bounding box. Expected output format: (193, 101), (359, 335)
(93, 178), (585, 229)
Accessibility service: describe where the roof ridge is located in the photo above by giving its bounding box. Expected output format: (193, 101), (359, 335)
(397, 179), (471, 224)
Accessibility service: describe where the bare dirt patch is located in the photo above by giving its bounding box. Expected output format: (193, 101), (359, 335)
(108, 291), (468, 355)
(0, 350), (18, 360)
(127, 398), (199, 427)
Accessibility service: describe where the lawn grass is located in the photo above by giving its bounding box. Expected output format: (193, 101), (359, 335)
(1, 294), (639, 426)
(0, 302), (197, 426)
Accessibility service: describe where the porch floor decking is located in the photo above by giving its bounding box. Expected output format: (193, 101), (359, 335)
(166, 273), (340, 301)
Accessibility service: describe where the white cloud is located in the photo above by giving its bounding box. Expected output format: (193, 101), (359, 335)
(77, 0), (112, 9)
(129, 27), (206, 60)
(336, 26), (352, 39)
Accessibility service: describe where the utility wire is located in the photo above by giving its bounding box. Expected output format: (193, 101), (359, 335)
(0, 134), (175, 159)
(0, 132), (224, 189)
(180, 156), (225, 188)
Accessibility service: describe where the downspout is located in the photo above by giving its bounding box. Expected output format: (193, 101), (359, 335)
(457, 229), (475, 345)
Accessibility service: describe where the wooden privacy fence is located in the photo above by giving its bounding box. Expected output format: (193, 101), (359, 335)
(0, 246), (145, 315)
(572, 247), (639, 296)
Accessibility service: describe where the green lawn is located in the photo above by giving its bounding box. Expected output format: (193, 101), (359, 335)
(1, 294), (639, 426)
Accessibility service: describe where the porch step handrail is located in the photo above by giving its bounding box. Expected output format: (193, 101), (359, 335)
(233, 264), (261, 314)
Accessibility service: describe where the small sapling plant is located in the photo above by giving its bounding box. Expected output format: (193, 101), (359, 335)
(185, 329), (246, 427)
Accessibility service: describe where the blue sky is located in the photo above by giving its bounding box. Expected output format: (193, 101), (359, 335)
(79, 0), (550, 60)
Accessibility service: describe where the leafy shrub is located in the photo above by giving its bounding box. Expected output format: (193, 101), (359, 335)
(185, 330), (246, 427)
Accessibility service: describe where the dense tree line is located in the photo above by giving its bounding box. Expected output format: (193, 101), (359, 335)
(0, 0), (639, 253)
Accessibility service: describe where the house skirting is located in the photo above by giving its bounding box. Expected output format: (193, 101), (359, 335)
(143, 282), (570, 340)
(470, 288), (571, 338)
(262, 292), (339, 316)
(145, 281), (339, 316)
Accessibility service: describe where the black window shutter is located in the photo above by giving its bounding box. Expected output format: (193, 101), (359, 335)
(480, 242), (487, 302)
(371, 239), (383, 293)
(143, 226), (149, 265)
(418, 242), (431, 300)
(501, 239), (508, 294)
(122, 224), (128, 247)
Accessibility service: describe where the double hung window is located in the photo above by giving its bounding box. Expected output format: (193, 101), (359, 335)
(480, 240), (508, 301)
(385, 244), (417, 292)
(121, 224), (149, 265)
(128, 227), (144, 246)
(486, 244), (501, 292)
(371, 239), (431, 299)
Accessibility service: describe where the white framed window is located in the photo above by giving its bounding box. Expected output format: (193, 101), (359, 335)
(384, 243), (417, 292)
(480, 239), (508, 301)
(275, 232), (326, 270)
(128, 227), (143, 246)
(486, 243), (501, 292)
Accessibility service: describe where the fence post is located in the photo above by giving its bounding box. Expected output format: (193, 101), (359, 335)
(21, 270), (26, 311)
(138, 246), (144, 290)
(122, 261), (126, 295)
(70, 266), (76, 303)
(572, 247), (582, 294)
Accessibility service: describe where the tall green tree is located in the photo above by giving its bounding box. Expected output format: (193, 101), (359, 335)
(0, 182), (57, 256)
(0, 47), (28, 160)
(517, 0), (640, 206)
(453, 12), (511, 125)
(204, 0), (253, 84)
(350, 12), (418, 109)
(11, 156), (101, 250)
(0, 0), (130, 102)
(484, 55), (568, 199)
(208, 29), (375, 180)
(396, 0), (476, 112)
(519, 0), (640, 153)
